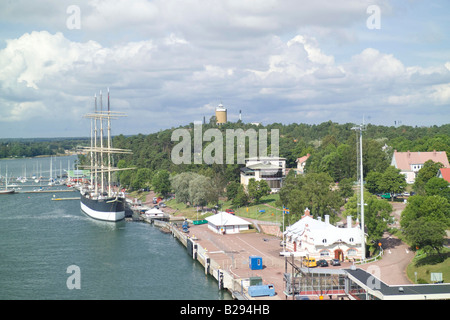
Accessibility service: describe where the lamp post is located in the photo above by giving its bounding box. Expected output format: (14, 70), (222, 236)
(352, 123), (365, 261)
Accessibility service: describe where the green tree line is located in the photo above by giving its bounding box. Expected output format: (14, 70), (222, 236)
(0, 138), (88, 158)
(112, 121), (450, 190)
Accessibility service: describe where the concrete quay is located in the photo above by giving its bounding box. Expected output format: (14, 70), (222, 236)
(143, 213), (422, 300)
(157, 219), (286, 300)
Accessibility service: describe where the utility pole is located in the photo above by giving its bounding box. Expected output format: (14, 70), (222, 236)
(352, 122), (365, 261)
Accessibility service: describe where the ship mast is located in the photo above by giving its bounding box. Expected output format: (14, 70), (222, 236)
(107, 88), (112, 197)
(99, 91), (104, 196)
(94, 93), (98, 196)
(80, 89), (133, 198)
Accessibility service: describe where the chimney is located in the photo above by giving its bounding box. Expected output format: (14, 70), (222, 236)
(347, 216), (352, 228)
(303, 208), (310, 217)
(325, 215), (330, 225)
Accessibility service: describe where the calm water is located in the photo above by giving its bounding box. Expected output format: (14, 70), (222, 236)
(0, 156), (230, 300)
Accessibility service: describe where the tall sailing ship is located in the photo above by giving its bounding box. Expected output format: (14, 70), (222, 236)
(79, 89), (133, 222)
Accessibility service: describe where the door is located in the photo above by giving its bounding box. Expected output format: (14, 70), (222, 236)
(334, 249), (343, 260)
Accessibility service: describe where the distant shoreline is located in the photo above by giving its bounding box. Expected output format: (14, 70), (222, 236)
(0, 152), (78, 161)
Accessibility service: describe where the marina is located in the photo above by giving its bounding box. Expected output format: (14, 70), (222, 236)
(0, 161), (231, 300)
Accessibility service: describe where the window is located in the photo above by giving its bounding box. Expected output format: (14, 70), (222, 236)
(322, 239), (327, 244)
(320, 251), (330, 257)
(349, 237), (354, 243)
(348, 249), (357, 256)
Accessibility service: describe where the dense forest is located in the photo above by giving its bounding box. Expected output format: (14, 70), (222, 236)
(110, 120), (450, 188)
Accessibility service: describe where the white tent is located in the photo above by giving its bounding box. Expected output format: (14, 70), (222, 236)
(145, 207), (165, 218)
(205, 211), (251, 234)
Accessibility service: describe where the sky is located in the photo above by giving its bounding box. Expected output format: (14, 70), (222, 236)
(0, 0), (449, 138)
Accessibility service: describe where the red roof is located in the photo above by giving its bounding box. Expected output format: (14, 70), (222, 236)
(296, 153), (311, 164)
(438, 168), (450, 183)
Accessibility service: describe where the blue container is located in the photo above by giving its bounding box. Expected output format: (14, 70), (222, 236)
(248, 284), (275, 297)
(249, 256), (263, 270)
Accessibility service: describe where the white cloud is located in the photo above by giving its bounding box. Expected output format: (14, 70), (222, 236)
(0, 1), (449, 137)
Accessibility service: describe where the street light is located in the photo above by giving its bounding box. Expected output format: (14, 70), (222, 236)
(351, 122), (366, 261)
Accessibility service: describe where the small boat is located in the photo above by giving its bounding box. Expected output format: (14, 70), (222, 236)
(0, 170), (16, 195)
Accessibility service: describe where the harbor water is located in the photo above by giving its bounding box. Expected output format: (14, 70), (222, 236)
(0, 156), (231, 300)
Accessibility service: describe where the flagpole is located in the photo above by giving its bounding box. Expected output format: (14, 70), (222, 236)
(283, 206), (285, 252)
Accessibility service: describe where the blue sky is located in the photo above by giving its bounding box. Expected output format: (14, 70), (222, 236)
(0, 0), (449, 138)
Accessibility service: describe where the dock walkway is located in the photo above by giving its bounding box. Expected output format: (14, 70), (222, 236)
(141, 216), (288, 300)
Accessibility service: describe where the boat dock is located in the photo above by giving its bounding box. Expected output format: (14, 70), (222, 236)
(140, 216), (286, 300)
(20, 190), (76, 194)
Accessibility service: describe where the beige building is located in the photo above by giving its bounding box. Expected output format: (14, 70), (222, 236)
(215, 103), (227, 125)
(240, 156), (286, 192)
(295, 153), (310, 174)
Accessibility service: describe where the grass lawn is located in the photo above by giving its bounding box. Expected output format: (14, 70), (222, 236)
(165, 193), (284, 223)
(406, 248), (450, 284)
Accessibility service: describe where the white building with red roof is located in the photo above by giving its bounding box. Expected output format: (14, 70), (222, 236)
(391, 150), (449, 184)
(295, 153), (310, 174)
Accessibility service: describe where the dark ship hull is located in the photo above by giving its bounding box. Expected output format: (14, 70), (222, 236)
(80, 193), (125, 222)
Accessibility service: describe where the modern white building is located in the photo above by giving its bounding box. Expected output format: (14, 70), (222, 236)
(240, 156), (286, 192)
(205, 211), (252, 234)
(284, 209), (363, 261)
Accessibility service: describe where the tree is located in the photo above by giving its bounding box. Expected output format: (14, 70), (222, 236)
(170, 172), (200, 204)
(247, 178), (271, 203)
(232, 184), (249, 207)
(117, 159), (133, 187)
(378, 166), (406, 200)
(226, 181), (241, 200)
(413, 160), (444, 195)
(131, 168), (153, 190)
(344, 191), (393, 253)
(339, 178), (355, 200)
(365, 171), (382, 194)
(404, 217), (446, 259)
(189, 175), (216, 207)
(152, 169), (171, 196)
(400, 195), (450, 231)
(279, 172), (342, 223)
(425, 177), (450, 201)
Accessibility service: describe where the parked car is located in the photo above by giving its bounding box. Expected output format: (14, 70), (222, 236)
(317, 259), (328, 267)
(159, 202), (167, 208)
(225, 209), (235, 215)
(330, 259), (341, 266)
(302, 258), (317, 268)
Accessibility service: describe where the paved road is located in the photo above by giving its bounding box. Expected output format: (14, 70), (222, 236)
(359, 232), (414, 285)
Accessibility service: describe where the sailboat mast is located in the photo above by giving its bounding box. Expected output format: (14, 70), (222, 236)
(107, 88), (112, 197)
(94, 93), (98, 196)
(90, 95), (94, 190)
(100, 91), (104, 195)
